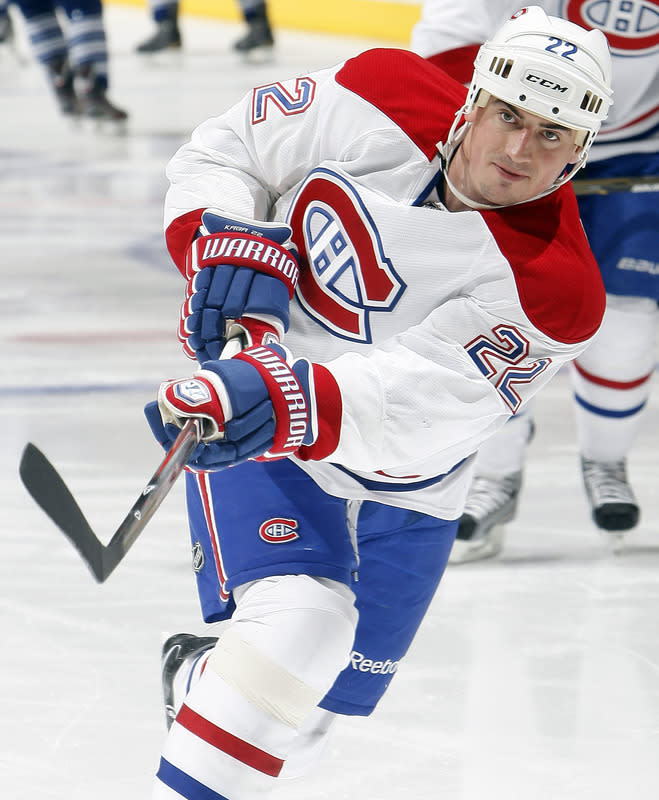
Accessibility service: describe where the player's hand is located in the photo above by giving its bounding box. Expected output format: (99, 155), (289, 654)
(178, 210), (299, 363)
(144, 344), (314, 470)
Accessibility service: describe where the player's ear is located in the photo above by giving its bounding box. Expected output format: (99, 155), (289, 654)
(463, 107), (479, 124)
(567, 144), (583, 165)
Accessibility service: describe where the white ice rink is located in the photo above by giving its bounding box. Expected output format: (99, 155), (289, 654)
(2, 7), (658, 799)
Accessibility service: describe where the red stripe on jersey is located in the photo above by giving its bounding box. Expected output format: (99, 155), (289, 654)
(426, 44), (480, 85)
(574, 360), (654, 390)
(481, 185), (605, 344)
(335, 48), (467, 162)
(176, 704), (284, 777)
(598, 103), (659, 136)
(166, 208), (205, 276)
(197, 472), (231, 602)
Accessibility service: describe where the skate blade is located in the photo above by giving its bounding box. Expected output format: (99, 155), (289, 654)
(82, 116), (129, 137)
(449, 524), (506, 564)
(600, 529), (626, 555)
(240, 44), (275, 65)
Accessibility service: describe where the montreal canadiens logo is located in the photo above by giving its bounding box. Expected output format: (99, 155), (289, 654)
(259, 518), (300, 543)
(288, 169), (405, 343)
(564, 0), (659, 54)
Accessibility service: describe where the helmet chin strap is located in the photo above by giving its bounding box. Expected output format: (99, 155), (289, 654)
(442, 150), (502, 211)
(438, 114), (587, 211)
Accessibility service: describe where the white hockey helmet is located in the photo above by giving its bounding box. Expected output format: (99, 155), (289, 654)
(442, 6), (614, 204)
(467, 6), (612, 148)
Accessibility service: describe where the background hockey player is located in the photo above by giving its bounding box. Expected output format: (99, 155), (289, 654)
(136, 0), (274, 55)
(143, 7), (614, 797)
(12, 0), (127, 123)
(412, 0), (659, 560)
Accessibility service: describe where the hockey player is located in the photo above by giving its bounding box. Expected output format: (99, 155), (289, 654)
(136, 0), (274, 55)
(412, 0), (659, 560)
(145, 7), (613, 797)
(13, 0), (128, 124)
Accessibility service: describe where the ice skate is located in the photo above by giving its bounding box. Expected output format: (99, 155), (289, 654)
(0, 8), (25, 65)
(233, 8), (274, 61)
(136, 11), (181, 53)
(581, 457), (639, 549)
(0, 9), (13, 45)
(450, 471), (523, 563)
(161, 633), (218, 729)
(74, 65), (128, 133)
(45, 56), (78, 116)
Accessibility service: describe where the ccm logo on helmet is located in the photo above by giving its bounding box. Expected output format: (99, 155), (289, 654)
(524, 71), (569, 93)
(259, 518), (300, 543)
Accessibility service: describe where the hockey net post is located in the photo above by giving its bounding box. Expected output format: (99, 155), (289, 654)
(19, 419), (200, 582)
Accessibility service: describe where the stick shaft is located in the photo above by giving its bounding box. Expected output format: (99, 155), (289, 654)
(103, 419), (200, 573)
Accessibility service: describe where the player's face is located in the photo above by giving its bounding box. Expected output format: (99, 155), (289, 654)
(447, 98), (582, 208)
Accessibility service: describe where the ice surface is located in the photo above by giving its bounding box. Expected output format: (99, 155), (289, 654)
(2, 8), (658, 798)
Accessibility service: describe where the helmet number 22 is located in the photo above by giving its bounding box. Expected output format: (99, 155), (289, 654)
(545, 37), (578, 61)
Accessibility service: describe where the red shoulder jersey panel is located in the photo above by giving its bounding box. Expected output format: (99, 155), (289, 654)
(482, 185), (605, 344)
(335, 48), (468, 161)
(426, 45), (480, 86)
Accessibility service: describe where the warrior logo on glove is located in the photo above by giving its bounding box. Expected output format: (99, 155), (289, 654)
(190, 234), (299, 285)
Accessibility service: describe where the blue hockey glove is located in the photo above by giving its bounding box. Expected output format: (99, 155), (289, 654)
(145, 344), (324, 471)
(178, 210), (300, 363)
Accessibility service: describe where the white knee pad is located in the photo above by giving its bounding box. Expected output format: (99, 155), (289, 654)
(207, 575), (357, 729)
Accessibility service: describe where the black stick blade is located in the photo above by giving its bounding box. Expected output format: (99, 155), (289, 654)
(19, 443), (106, 581)
(18, 420), (200, 584)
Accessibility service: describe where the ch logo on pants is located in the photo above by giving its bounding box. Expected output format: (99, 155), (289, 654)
(259, 518), (299, 543)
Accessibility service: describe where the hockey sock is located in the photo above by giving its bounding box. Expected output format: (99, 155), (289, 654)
(154, 575), (357, 798)
(572, 295), (657, 461)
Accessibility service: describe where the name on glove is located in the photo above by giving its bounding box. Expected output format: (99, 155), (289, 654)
(238, 346), (309, 456)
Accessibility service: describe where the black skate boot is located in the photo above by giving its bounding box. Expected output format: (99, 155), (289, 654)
(233, 3), (274, 57)
(581, 456), (639, 549)
(45, 56), (78, 116)
(161, 633), (218, 729)
(450, 471), (523, 563)
(74, 64), (128, 131)
(136, 6), (181, 53)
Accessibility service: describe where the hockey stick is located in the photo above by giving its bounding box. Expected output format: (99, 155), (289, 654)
(19, 419), (201, 583)
(573, 175), (659, 196)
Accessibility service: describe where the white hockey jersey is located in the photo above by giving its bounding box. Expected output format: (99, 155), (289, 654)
(411, 0), (659, 160)
(164, 48), (605, 519)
